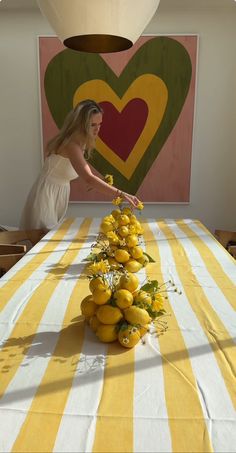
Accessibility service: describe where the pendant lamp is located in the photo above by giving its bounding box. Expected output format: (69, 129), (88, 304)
(37, 0), (160, 53)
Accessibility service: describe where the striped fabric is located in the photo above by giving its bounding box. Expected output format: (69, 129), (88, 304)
(0, 217), (235, 453)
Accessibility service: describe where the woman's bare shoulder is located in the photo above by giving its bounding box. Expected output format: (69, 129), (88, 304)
(57, 141), (84, 158)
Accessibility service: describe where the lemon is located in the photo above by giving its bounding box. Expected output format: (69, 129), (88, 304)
(134, 290), (152, 306)
(117, 226), (129, 238)
(80, 295), (97, 317)
(114, 248), (130, 263)
(93, 287), (112, 305)
(96, 324), (118, 343)
(130, 246), (143, 259)
(118, 326), (140, 348)
(89, 315), (100, 332)
(89, 276), (108, 293)
(117, 214), (130, 226)
(108, 257), (121, 270)
(96, 305), (123, 324)
(139, 324), (150, 337)
(103, 215), (115, 223)
(111, 209), (121, 219)
(125, 259), (142, 273)
(137, 254), (149, 267)
(107, 233), (120, 245)
(125, 234), (138, 248)
(114, 289), (133, 309)
(129, 214), (138, 224)
(100, 221), (114, 234)
(121, 207), (132, 216)
(128, 225), (137, 235)
(119, 272), (139, 292)
(134, 221), (143, 234)
(124, 306), (151, 326)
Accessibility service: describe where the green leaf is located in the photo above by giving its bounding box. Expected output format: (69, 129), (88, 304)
(119, 321), (129, 331)
(143, 252), (155, 263)
(109, 297), (117, 307)
(140, 280), (159, 293)
(82, 253), (98, 262)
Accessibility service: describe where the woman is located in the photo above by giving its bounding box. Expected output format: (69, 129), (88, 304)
(20, 99), (140, 231)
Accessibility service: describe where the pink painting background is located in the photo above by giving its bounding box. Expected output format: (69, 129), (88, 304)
(38, 35), (198, 203)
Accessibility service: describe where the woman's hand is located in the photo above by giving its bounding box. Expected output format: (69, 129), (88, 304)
(122, 192), (140, 208)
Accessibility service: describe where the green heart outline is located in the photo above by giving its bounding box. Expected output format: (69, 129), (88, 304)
(44, 37), (192, 194)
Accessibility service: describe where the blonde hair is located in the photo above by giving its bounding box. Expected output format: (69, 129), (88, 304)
(46, 99), (103, 157)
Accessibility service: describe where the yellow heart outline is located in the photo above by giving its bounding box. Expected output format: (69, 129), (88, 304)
(73, 74), (168, 179)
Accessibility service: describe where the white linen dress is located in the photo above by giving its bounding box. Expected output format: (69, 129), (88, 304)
(20, 154), (78, 230)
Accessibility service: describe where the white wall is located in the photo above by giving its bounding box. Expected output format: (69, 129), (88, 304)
(0, 1), (236, 232)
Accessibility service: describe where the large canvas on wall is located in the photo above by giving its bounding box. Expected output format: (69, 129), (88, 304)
(38, 35), (198, 203)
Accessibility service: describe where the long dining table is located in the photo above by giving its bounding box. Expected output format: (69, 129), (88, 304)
(0, 217), (235, 453)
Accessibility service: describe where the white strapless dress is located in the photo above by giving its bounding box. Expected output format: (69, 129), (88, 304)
(20, 154), (78, 230)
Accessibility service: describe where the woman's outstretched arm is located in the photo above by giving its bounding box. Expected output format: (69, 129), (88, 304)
(67, 143), (140, 208)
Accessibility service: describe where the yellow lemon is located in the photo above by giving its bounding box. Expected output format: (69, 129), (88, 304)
(128, 224), (137, 235)
(118, 326), (140, 348)
(134, 290), (152, 306)
(139, 324), (150, 337)
(125, 234), (138, 248)
(134, 221), (143, 234)
(93, 287), (112, 305)
(117, 214), (130, 226)
(124, 306), (151, 326)
(107, 233), (120, 245)
(100, 221), (114, 234)
(119, 272), (139, 292)
(89, 276), (108, 293)
(96, 324), (118, 343)
(89, 315), (100, 332)
(108, 257), (121, 270)
(129, 214), (138, 224)
(111, 209), (121, 219)
(114, 289), (133, 309)
(114, 248), (130, 263)
(80, 295), (97, 317)
(103, 215), (115, 223)
(96, 305), (123, 324)
(130, 246), (143, 259)
(137, 254), (149, 267)
(117, 225), (130, 238)
(121, 207), (132, 216)
(125, 259), (143, 273)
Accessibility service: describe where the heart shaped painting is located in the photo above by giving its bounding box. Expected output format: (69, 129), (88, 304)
(40, 35), (197, 201)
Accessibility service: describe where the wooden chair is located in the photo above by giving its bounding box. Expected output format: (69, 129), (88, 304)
(228, 245), (236, 259)
(0, 229), (45, 249)
(0, 244), (27, 276)
(214, 230), (236, 259)
(0, 229), (45, 276)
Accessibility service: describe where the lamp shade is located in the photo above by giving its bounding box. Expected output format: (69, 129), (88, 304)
(37, 0), (160, 53)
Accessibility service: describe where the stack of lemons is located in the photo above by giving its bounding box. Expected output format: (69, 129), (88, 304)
(99, 206), (150, 273)
(80, 270), (165, 348)
(80, 201), (166, 348)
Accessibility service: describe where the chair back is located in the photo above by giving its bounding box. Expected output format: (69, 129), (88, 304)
(0, 229), (45, 277)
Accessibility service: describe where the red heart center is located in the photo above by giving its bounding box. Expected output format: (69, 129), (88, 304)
(99, 99), (148, 161)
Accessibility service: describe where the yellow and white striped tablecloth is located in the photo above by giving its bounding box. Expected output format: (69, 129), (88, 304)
(0, 217), (235, 453)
